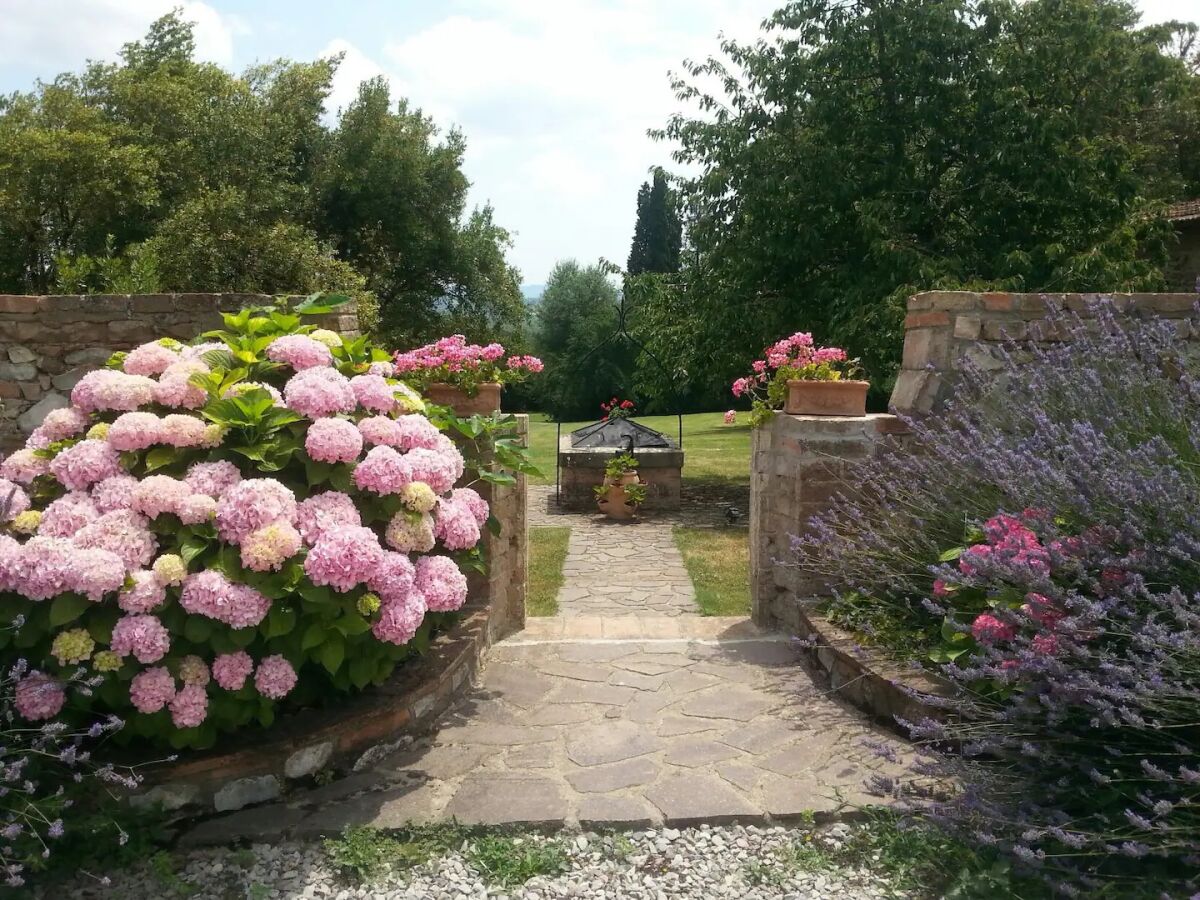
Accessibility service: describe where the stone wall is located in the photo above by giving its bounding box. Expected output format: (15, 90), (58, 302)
(557, 438), (683, 511)
(0, 293), (359, 452)
(890, 290), (1198, 415)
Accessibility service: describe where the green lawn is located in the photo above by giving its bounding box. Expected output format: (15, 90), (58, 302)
(527, 526), (571, 616)
(673, 526), (751, 616)
(525, 412), (751, 486)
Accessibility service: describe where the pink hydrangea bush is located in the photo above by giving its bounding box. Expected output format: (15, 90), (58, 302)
(392, 335), (542, 394)
(0, 298), (491, 750)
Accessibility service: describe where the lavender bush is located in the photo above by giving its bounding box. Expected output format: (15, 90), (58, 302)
(792, 302), (1200, 894)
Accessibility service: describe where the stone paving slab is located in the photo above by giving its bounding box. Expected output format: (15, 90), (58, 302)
(178, 619), (907, 844)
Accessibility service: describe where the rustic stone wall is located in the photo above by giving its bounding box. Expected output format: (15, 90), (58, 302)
(0, 293), (359, 452)
(890, 290), (1198, 415)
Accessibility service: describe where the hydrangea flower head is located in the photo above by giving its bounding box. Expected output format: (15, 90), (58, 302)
(385, 511), (435, 552)
(283, 367), (355, 418)
(119, 570), (167, 613)
(151, 553), (187, 586)
(240, 520), (302, 572)
(49, 439), (121, 491)
(304, 525), (384, 592)
(170, 683), (208, 729)
(124, 341), (180, 376)
(216, 478), (296, 544)
(267, 334), (333, 370)
(295, 491), (361, 545)
(130, 667), (175, 714)
(212, 651), (254, 691)
(415, 555), (468, 612)
(305, 417), (363, 464)
(14, 672), (66, 721)
(255, 655), (297, 699)
(111, 614), (172, 664)
(185, 460), (242, 498)
(51, 628), (95, 666)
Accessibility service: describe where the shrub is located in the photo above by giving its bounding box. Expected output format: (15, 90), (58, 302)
(0, 296), (496, 750)
(790, 302), (1200, 894)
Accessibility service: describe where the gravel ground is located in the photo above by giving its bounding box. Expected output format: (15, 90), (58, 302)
(46, 823), (912, 900)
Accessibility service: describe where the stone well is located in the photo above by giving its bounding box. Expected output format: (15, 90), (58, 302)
(558, 435), (683, 511)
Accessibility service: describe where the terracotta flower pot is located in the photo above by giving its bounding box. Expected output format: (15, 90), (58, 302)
(424, 382), (501, 416)
(784, 379), (869, 417)
(597, 478), (641, 519)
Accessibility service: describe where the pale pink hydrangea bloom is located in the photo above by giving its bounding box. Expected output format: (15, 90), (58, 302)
(23, 427), (53, 450)
(304, 525), (385, 592)
(283, 367), (355, 418)
(74, 509), (158, 570)
(170, 683), (208, 728)
(367, 551), (416, 603)
(254, 655), (297, 699)
(415, 555), (468, 612)
(130, 667), (176, 714)
(405, 445), (462, 494)
(295, 491), (361, 545)
(367, 361), (395, 377)
(119, 570), (167, 614)
(14, 672), (66, 721)
(0, 535), (19, 593)
(72, 370), (157, 413)
(90, 474), (139, 513)
(216, 478), (297, 544)
(107, 412), (163, 451)
(179, 570), (272, 629)
(353, 446), (412, 495)
(357, 415), (405, 447)
(154, 360), (209, 409)
(13, 536), (76, 600)
(178, 655), (210, 686)
(70, 547), (126, 600)
(151, 554), (187, 586)
(37, 407), (90, 442)
(212, 651), (253, 690)
(123, 341), (180, 376)
(131, 475), (192, 519)
(1, 449), (49, 484)
(160, 414), (209, 448)
(184, 460), (242, 498)
(392, 415), (442, 451)
(400, 482), (438, 513)
(39, 492), (99, 537)
(176, 493), (218, 525)
(434, 497), (481, 551)
(49, 439), (121, 491)
(0, 478), (30, 523)
(372, 593), (426, 646)
(349, 374), (396, 414)
(111, 614), (171, 664)
(267, 334), (333, 370)
(450, 488), (488, 527)
(304, 417), (363, 464)
(240, 521), (302, 572)
(385, 511), (435, 553)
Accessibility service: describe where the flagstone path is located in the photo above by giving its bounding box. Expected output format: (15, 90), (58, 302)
(179, 494), (906, 846)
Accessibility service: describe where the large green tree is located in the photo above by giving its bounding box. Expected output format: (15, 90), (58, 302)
(535, 260), (627, 420)
(645, 0), (1200, 405)
(0, 12), (525, 347)
(627, 168), (682, 275)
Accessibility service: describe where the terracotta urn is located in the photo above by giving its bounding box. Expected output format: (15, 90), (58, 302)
(596, 475), (643, 519)
(424, 382), (501, 416)
(784, 379), (869, 417)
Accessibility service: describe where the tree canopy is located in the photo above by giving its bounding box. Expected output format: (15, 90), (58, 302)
(627, 169), (682, 275)
(0, 12), (526, 349)
(640, 0), (1200, 405)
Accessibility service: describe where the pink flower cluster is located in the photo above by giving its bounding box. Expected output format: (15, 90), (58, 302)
(180, 570), (272, 628)
(295, 491), (361, 545)
(72, 370), (157, 413)
(305, 417), (363, 463)
(267, 334), (333, 370)
(111, 614), (171, 664)
(14, 672), (66, 721)
(435, 488), (488, 551)
(212, 651), (254, 690)
(0, 535), (126, 601)
(304, 525), (385, 592)
(49, 439), (121, 491)
(254, 655), (297, 699)
(108, 412), (211, 450)
(216, 479), (297, 543)
(415, 555), (468, 612)
(123, 341), (180, 376)
(393, 335), (542, 385)
(731, 332), (851, 398)
(284, 367), (356, 418)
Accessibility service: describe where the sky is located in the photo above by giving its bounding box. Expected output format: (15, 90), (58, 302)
(0, 1), (1195, 288)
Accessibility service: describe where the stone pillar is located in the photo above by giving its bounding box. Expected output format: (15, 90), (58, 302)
(750, 412), (906, 628)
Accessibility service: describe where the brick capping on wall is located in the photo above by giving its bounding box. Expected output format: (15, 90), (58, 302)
(890, 290), (1199, 415)
(131, 416), (527, 816)
(0, 293), (360, 452)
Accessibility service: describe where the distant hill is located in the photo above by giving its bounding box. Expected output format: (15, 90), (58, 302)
(521, 283), (545, 303)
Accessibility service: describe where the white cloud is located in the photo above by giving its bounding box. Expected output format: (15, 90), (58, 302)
(0, 0), (240, 72)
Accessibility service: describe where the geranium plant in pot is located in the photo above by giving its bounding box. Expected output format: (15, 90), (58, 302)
(732, 332), (866, 424)
(594, 453), (646, 519)
(600, 398), (635, 420)
(393, 335), (543, 416)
